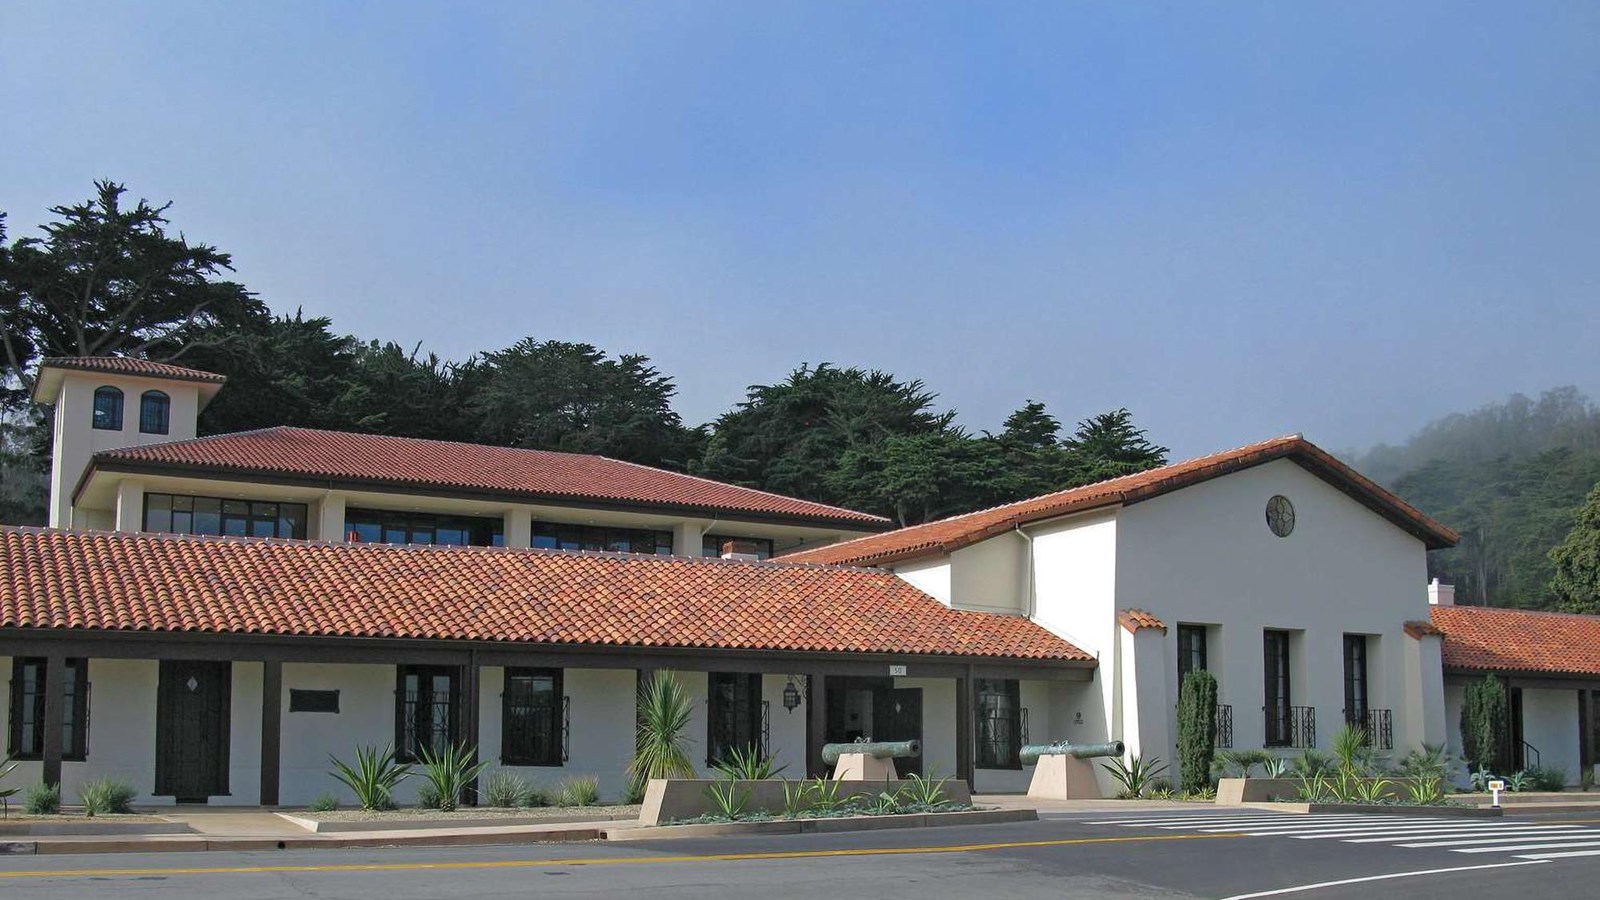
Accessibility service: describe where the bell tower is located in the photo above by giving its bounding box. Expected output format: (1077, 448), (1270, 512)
(30, 358), (226, 529)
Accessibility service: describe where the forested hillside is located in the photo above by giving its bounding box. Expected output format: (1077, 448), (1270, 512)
(1348, 389), (1600, 609)
(0, 181), (1167, 529)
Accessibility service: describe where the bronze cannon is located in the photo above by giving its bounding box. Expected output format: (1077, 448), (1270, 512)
(1019, 740), (1126, 766)
(821, 740), (922, 765)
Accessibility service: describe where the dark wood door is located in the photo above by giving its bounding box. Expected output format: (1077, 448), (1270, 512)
(156, 660), (231, 801)
(874, 688), (923, 777)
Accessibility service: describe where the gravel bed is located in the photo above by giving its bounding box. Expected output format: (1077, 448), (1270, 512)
(297, 804), (640, 823)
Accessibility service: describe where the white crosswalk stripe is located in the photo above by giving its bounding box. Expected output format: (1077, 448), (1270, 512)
(1077, 810), (1600, 861)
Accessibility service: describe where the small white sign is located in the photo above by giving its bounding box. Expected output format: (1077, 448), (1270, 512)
(1487, 779), (1506, 792)
(888, 664), (908, 676)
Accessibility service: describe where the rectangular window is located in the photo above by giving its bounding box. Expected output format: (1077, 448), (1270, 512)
(288, 689), (340, 714)
(530, 523), (672, 555)
(8, 658), (89, 760)
(138, 392), (170, 434)
(346, 508), (503, 547)
(701, 535), (775, 560)
(395, 666), (458, 762)
(502, 668), (563, 766)
(706, 673), (763, 767)
(1343, 634), (1369, 724)
(1177, 624), (1208, 683)
(976, 679), (1022, 768)
(144, 493), (308, 540)
(1263, 630), (1292, 747)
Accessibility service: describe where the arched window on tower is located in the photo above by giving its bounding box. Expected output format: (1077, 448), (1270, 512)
(92, 386), (124, 430)
(139, 390), (171, 435)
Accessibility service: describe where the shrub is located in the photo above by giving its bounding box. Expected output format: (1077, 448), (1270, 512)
(24, 783), (60, 816)
(483, 771), (531, 808)
(1396, 743), (1458, 783)
(522, 783), (553, 808)
(415, 782), (444, 810)
(1103, 754), (1169, 799)
(1460, 675), (1509, 774)
(627, 672), (696, 786)
(308, 792), (340, 813)
(1175, 670), (1218, 793)
(78, 778), (136, 816)
(558, 776), (600, 807)
(0, 754), (18, 818)
(619, 775), (647, 805)
(713, 745), (786, 781)
(1292, 749), (1336, 779)
(328, 743), (411, 811)
(416, 743), (491, 812)
(1525, 766), (1568, 792)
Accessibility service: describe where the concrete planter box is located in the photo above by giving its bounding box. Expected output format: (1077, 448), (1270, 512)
(1217, 776), (1430, 805)
(639, 778), (973, 826)
(617, 807), (1033, 840)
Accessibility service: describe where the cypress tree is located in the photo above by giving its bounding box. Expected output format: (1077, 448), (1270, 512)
(1176, 670), (1219, 793)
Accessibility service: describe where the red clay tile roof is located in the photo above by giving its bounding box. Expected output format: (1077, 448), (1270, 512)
(0, 527), (1090, 662)
(779, 435), (1458, 566)
(1431, 605), (1600, 677)
(1118, 609), (1167, 633)
(85, 427), (888, 527)
(38, 356), (227, 384)
(1404, 620), (1444, 639)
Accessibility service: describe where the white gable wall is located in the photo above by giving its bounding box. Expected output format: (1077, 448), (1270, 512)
(1113, 458), (1433, 762)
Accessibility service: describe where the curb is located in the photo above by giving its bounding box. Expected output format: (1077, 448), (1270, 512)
(1244, 801), (1502, 818)
(277, 812), (632, 833)
(13, 826), (607, 856)
(609, 807), (1037, 841)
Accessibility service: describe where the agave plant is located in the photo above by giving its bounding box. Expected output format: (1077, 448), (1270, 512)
(1261, 756), (1290, 778)
(1103, 754), (1170, 799)
(704, 779), (750, 820)
(898, 772), (952, 809)
(779, 778), (813, 818)
(809, 776), (846, 812)
(713, 744), (786, 781)
(626, 672), (696, 786)
(415, 742), (491, 812)
(1406, 776), (1447, 805)
(329, 743), (412, 811)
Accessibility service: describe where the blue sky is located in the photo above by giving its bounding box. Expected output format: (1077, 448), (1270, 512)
(3, 2), (1597, 458)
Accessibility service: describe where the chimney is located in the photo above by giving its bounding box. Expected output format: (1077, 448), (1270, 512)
(1428, 577), (1456, 606)
(720, 539), (763, 561)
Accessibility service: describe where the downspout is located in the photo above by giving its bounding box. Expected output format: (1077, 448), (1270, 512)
(1015, 523), (1037, 620)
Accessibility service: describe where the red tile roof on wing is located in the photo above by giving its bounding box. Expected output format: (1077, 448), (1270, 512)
(778, 435), (1459, 566)
(1118, 608), (1167, 633)
(1431, 605), (1600, 677)
(0, 527), (1091, 663)
(38, 356), (227, 384)
(84, 426), (888, 527)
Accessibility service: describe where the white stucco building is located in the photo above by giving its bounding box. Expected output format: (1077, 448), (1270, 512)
(2, 356), (1466, 805)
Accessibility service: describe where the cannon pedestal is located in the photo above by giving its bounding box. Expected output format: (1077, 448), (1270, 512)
(831, 752), (899, 781)
(1026, 754), (1104, 799)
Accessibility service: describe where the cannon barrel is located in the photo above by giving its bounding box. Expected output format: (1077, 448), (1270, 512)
(1019, 740), (1126, 765)
(821, 740), (922, 765)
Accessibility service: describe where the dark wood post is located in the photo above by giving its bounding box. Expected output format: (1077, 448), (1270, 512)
(260, 659), (282, 806)
(462, 655), (481, 806)
(955, 667), (973, 789)
(807, 673), (827, 777)
(41, 653), (66, 789)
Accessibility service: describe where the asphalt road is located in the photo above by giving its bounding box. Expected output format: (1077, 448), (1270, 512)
(3, 809), (1599, 899)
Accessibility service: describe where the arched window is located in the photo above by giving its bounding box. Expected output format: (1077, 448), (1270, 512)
(139, 390), (171, 435)
(92, 386), (124, 430)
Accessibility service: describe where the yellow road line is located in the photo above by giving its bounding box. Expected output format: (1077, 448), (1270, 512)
(0, 831), (1245, 880)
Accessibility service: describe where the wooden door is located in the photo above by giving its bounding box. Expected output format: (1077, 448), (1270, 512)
(156, 660), (231, 801)
(874, 688), (923, 777)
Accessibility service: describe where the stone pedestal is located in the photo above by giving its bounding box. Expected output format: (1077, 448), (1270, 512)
(1026, 754), (1104, 799)
(831, 752), (899, 781)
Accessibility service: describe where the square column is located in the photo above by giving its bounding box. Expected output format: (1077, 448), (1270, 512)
(41, 653), (66, 788)
(260, 659), (282, 805)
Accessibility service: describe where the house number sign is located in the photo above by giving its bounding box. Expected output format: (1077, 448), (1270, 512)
(888, 665), (908, 676)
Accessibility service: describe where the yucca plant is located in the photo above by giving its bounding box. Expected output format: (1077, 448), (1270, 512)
(1406, 777), (1447, 805)
(899, 772), (951, 809)
(483, 771), (531, 808)
(704, 779), (750, 820)
(415, 742), (491, 812)
(329, 743), (412, 811)
(1331, 724), (1373, 776)
(627, 671), (696, 786)
(78, 778), (136, 816)
(1103, 754), (1170, 799)
(713, 744), (787, 781)
(779, 778), (813, 818)
(1353, 776), (1394, 804)
(0, 754), (18, 819)
(559, 776), (601, 807)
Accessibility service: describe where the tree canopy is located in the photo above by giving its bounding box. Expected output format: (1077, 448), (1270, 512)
(1550, 482), (1600, 613)
(0, 180), (1172, 531)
